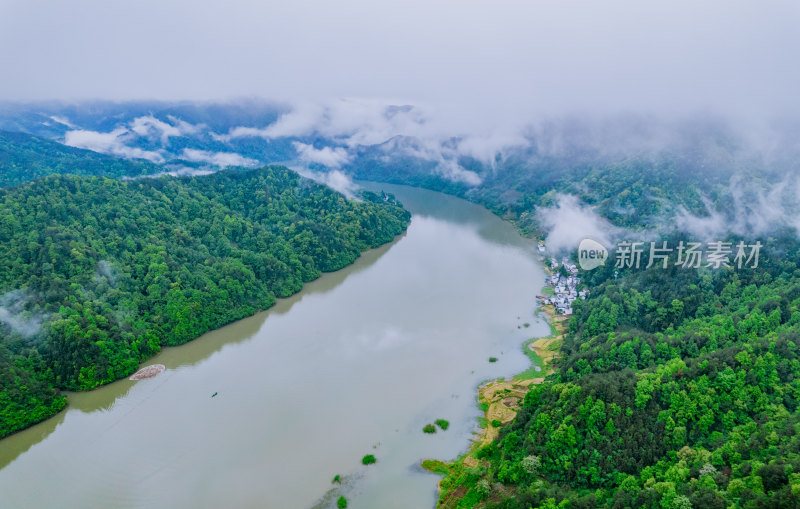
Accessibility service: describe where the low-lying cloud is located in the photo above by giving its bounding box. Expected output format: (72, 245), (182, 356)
(181, 148), (258, 167)
(537, 194), (620, 253)
(294, 167), (360, 199)
(64, 126), (165, 162)
(0, 289), (46, 338)
(130, 115), (200, 144)
(63, 115), (206, 163)
(674, 177), (800, 240)
(222, 99), (515, 185)
(292, 142), (352, 168)
(49, 115), (75, 128)
(224, 99), (429, 146)
(94, 259), (117, 285)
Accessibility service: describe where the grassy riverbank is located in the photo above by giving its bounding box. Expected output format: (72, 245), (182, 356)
(422, 282), (567, 507)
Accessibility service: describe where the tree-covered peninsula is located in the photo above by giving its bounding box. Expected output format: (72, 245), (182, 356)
(0, 166), (409, 438)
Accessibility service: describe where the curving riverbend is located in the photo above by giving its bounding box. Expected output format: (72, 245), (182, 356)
(0, 184), (549, 509)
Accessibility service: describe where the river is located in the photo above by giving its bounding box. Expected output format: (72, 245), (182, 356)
(0, 184), (549, 508)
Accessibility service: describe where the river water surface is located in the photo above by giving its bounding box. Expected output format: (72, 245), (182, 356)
(0, 184), (549, 508)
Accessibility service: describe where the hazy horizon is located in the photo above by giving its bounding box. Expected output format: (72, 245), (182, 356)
(1, 0), (799, 123)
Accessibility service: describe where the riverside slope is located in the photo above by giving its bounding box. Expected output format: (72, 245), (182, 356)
(0, 183), (548, 509)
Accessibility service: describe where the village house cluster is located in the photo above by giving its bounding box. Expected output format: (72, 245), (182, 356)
(536, 246), (588, 315)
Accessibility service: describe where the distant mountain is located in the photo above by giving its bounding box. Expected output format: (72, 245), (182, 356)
(0, 130), (163, 187)
(6, 101), (800, 507)
(0, 100), (298, 170)
(2, 101), (799, 239)
(0, 100), (286, 135)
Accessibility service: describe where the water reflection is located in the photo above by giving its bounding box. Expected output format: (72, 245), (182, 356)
(0, 234), (402, 470)
(0, 185), (547, 509)
(140, 234), (401, 372)
(0, 408), (67, 469)
(360, 182), (538, 256)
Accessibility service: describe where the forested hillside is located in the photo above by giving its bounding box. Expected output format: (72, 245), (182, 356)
(345, 136), (800, 508)
(0, 166), (409, 438)
(349, 156), (693, 234)
(437, 229), (800, 507)
(350, 137), (799, 236)
(0, 130), (162, 187)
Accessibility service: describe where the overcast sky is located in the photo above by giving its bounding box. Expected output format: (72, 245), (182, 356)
(1, 0), (799, 121)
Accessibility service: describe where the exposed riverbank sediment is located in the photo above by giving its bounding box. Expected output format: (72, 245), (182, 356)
(425, 293), (567, 507)
(129, 364), (166, 380)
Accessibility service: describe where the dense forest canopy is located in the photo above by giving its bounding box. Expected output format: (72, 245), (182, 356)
(3, 106), (800, 507)
(435, 231), (800, 508)
(0, 130), (162, 187)
(419, 175), (800, 506)
(350, 149), (800, 239)
(0, 166), (409, 438)
(324, 119), (800, 507)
